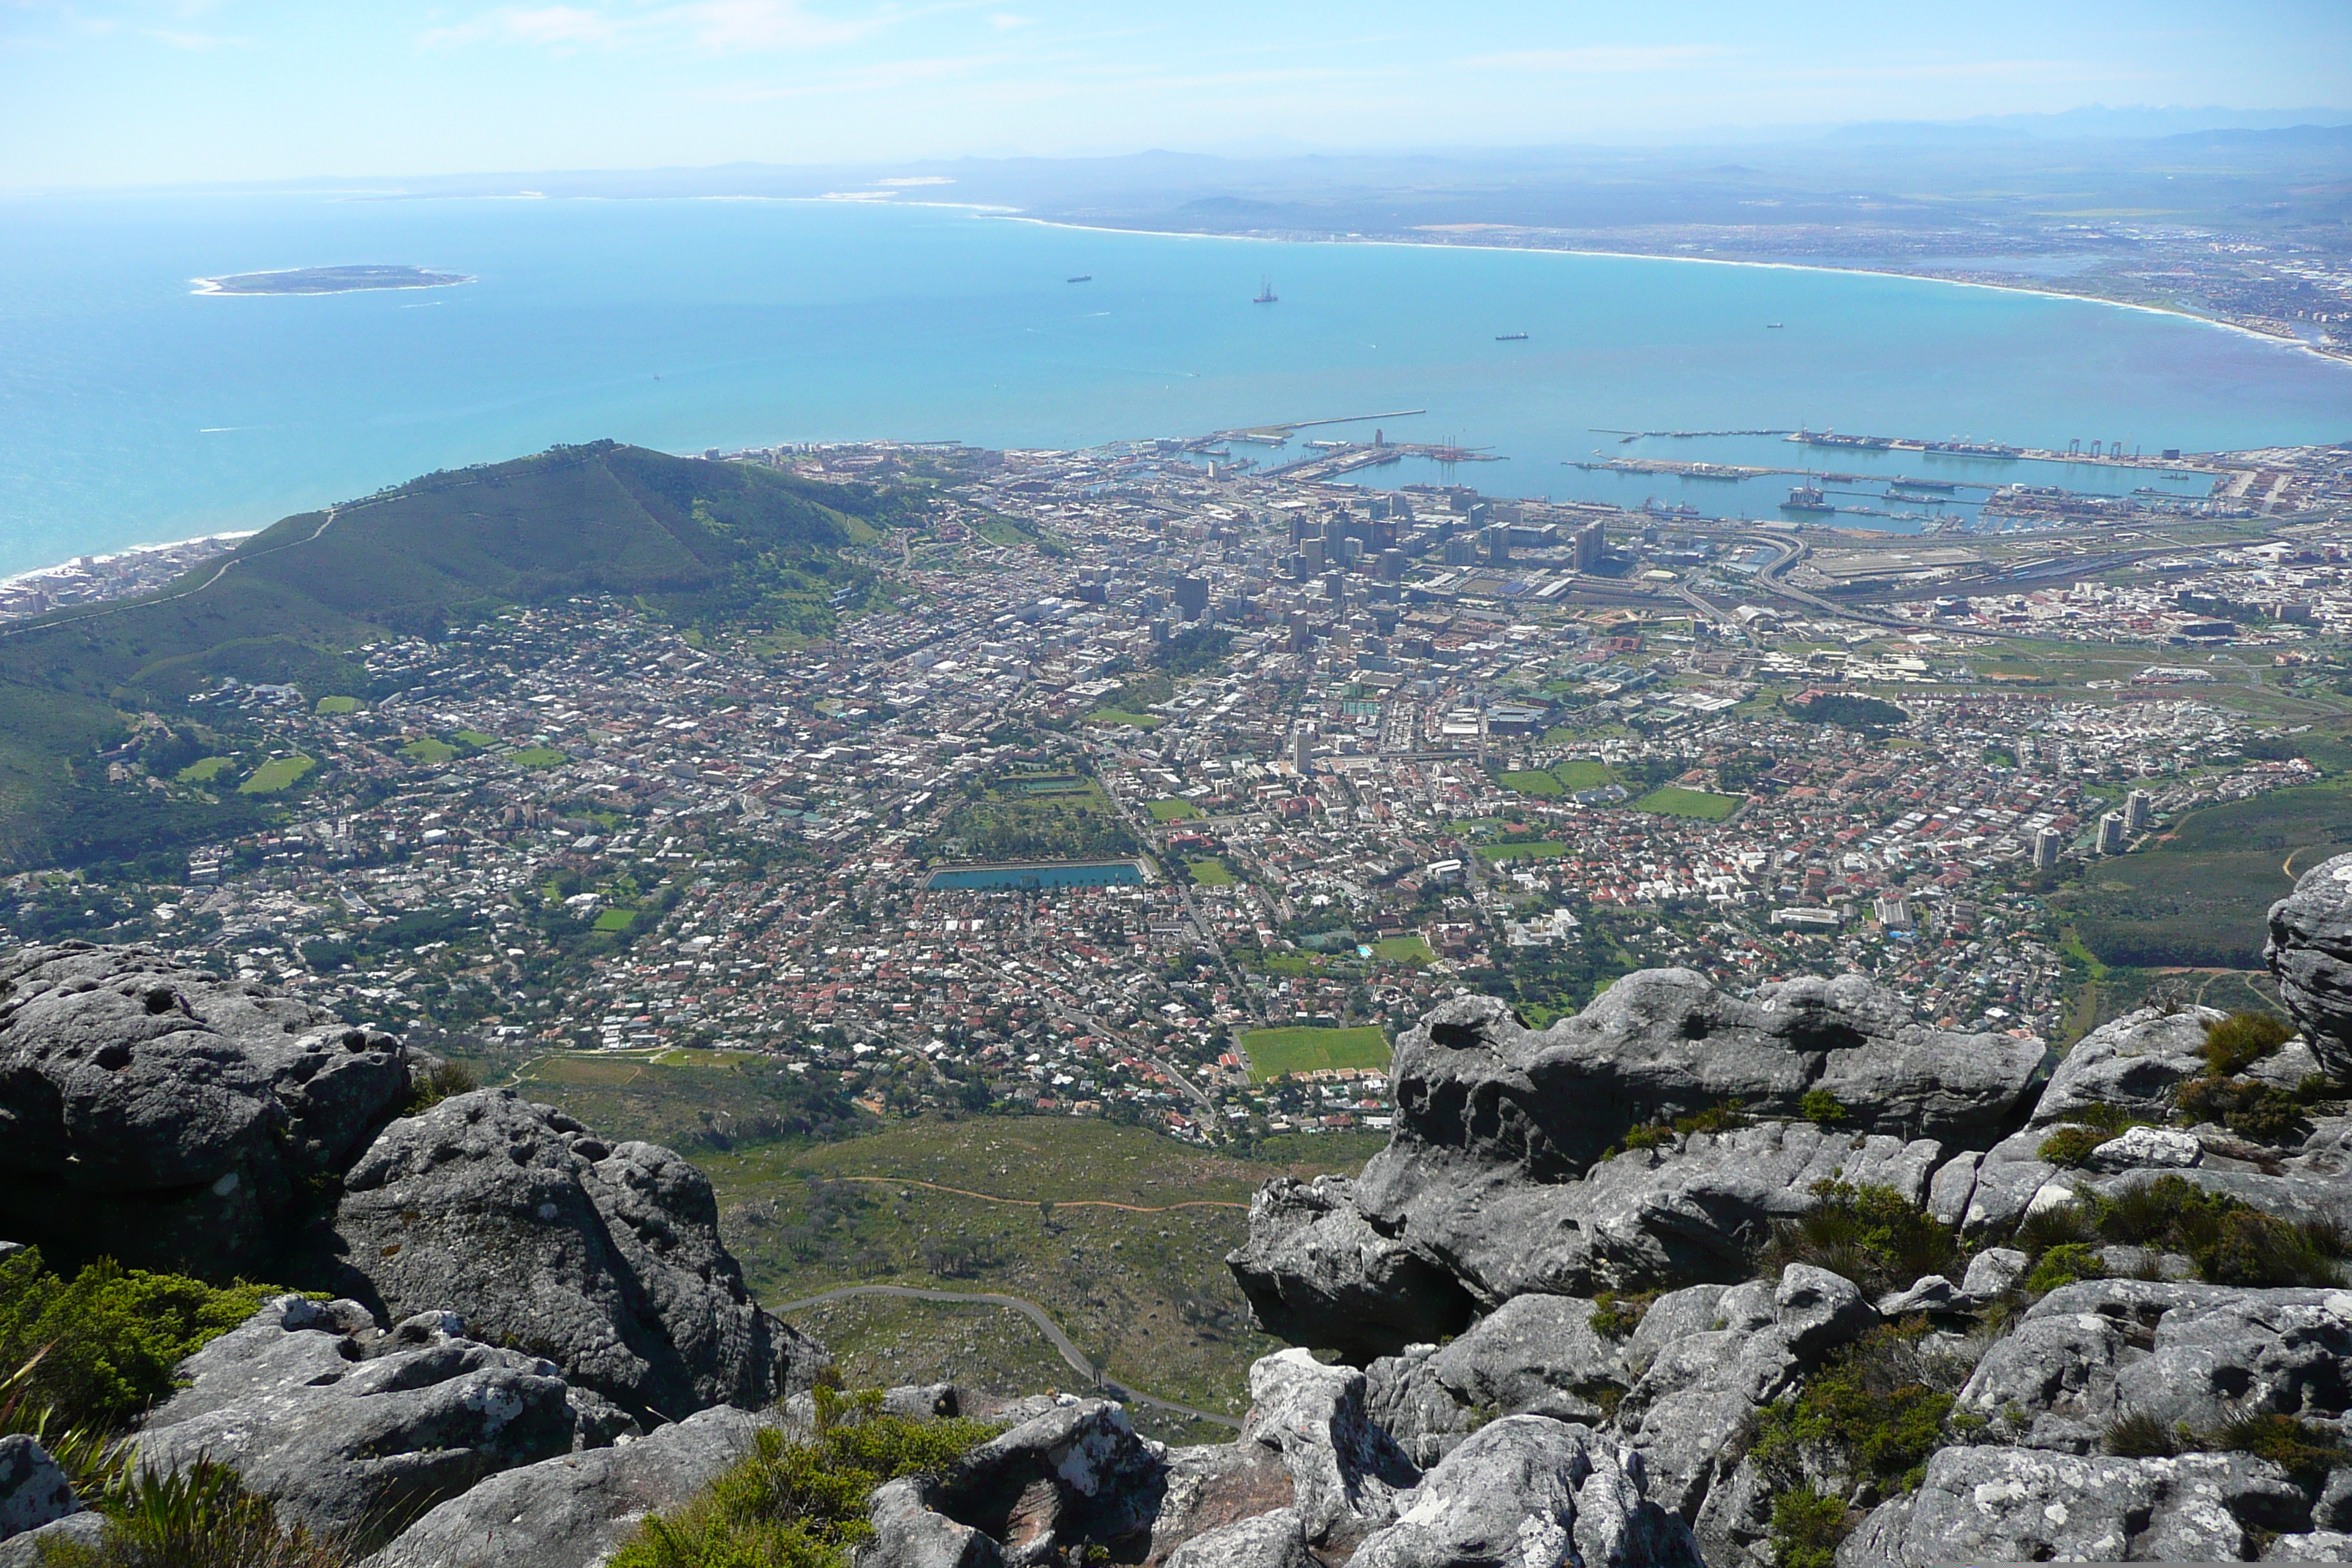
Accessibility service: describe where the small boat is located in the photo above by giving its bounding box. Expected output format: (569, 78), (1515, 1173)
(1496, 332), (1529, 342)
(1066, 274), (1092, 283)
(1253, 276), (1278, 304)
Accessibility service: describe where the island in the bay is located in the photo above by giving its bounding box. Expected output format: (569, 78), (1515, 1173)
(191, 264), (473, 295)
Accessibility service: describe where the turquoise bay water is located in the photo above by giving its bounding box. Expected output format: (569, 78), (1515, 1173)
(2, 192), (2348, 577)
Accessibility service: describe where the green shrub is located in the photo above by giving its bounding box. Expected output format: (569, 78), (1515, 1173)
(0, 1250), (282, 1433)
(1588, 1290), (1656, 1341)
(1750, 1324), (1957, 1504)
(2024, 1243), (2108, 1294)
(1798, 1090), (1847, 1128)
(2204, 1413), (2346, 1485)
(1765, 1182), (1962, 1296)
(1673, 1098), (1750, 1137)
(2201, 1011), (2296, 1077)
(1768, 1486), (1852, 1568)
(2175, 1075), (2309, 1145)
(1616, 1123), (1674, 1155)
(2043, 1176), (2349, 1289)
(2038, 1126), (2111, 1168)
(611, 1389), (1001, 1568)
(2103, 1411), (2180, 1458)
(39, 1459), (350, 1568)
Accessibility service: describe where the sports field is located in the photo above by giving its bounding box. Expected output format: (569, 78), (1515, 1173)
(1239, 1025), (1390, 1081)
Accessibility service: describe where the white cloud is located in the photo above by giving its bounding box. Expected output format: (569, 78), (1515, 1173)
(988, 12), (1035, 27)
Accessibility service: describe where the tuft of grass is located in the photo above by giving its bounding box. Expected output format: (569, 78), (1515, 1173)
(2038, 1126), (2111, 1168)
(2202, 1011), (2296, 1077)
(609, 1387), (1000, 1567)
(404, 1060), (479, 1115)
(40, 1458), (351, 1568)
(1588, 1290), (1656, 1341)
(1673, 1098), (1749, 1137)
(1765, 1182), (1962, 1297)
(2103, 1411), (2181, 1458)
(2175, 1076), (2309, 1145)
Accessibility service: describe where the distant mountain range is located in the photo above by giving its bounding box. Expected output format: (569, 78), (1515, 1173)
(0, 442), (909, 870)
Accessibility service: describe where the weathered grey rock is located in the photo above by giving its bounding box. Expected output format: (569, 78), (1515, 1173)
(135, 1326), (579, 1548)
(1960, 1247), (2028, 1299)
(1226, 1176), (1477, 1360)
(1616, 1267), (1874, 1523)
(1838, 1445), (2310, 1564)
(366, 1404), (774, 1568)
(0, 1437), (75, 1543)
(1959, 1128), (2057, 1234)
(2095, 1245), (2197, 1281)
(2271, 852), (2352, 1074)
(2087, 1124), (2204, 1172)
(1235, 980), (2026, 1349)
(1955, 1278), (2352, 1449)
(864, 1476), (1006, 1568)
(325, 1089), (826, 1421)
(926, 1399), (1164, 1565)
(0, 1509), (101, 1568)
(2076, 1162), (2352, 1235)
(2274, 1531), (2352, 1561)
(1362, 1122), (1941, 1309)
(2255, 1038), (2329, 1093)
(1145, 1441), (1296, 1565)
(1161, 1507), (1310, 1568)
(1875, 1275), (1963, 1316)
(1367, 1294), (1628, 1465)
(2031, 1006), (2221, 1127)
(1351, 1416), (1701, 1568)
(1243, 1349), (1419, 1551)
(145, 1293), (380, 1429)
(0, 943), (410, 1271)
(1924, 1150), (1980, 1226)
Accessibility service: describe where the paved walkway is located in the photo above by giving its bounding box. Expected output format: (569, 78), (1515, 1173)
(775, 1282), (1241, 1430)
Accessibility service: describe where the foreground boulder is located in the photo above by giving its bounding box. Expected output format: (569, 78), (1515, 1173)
(320, 1088), (828, 1422)
(0, 943), (410, 1271)
(1229, 976), (2038, 1354)
(364, 1404), (780, 1568)
(135, 1295), (587, 1550)
(1839, 1446), (2312, 1564)
(2272, 851), (2352, 1078)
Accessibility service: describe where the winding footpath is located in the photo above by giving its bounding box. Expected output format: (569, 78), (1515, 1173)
(775, 1282), (1243, 1431)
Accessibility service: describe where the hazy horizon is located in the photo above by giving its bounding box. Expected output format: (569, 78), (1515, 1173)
(4, 1), (2348, 192)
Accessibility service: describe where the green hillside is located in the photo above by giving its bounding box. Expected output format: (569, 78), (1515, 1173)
(0, 442), (915, 870)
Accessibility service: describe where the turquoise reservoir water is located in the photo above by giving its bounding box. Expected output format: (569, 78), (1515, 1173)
(2, 192), (2348, 576)
(925, 862), (1145, 890)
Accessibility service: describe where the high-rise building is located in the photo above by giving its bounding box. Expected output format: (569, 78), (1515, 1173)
(1571, 519), (1604, 572)
(2125, 788), (2153, 832)
(2097, 812), (2127, 855)
(2032, 827), (2062, 869)
(1481, 522), (1510, 565)
(1292, 725), (1314, 775)
(1443, 538), (1478, 566)
(1172, 576), (1208, 620)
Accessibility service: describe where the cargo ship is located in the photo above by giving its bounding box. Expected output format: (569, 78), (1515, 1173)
(1066, 274), (1092, 283)
(1496, 331), (1529, 341)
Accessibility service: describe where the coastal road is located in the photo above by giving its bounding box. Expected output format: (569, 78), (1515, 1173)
(774, 1283), (1242, 1430)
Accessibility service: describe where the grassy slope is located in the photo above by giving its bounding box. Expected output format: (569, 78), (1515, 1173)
(0, 442), (903, 868)
(501, 1063), (1377, 1417)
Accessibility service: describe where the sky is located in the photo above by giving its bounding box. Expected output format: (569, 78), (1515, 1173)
(4, 0), (2349, 189)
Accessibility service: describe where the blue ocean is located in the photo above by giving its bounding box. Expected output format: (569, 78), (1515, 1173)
(2, 191), (2348, 577)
